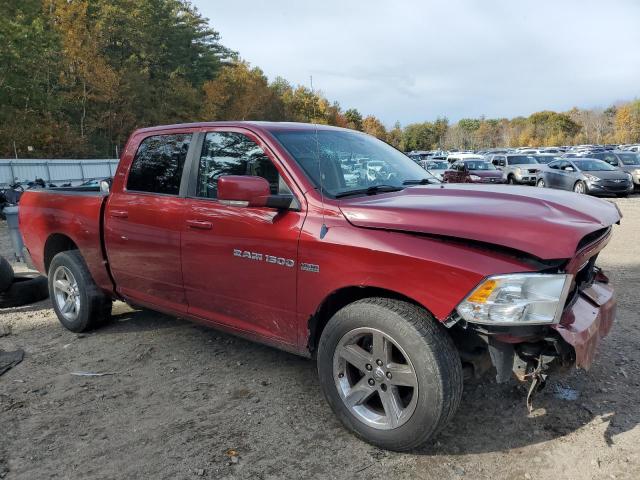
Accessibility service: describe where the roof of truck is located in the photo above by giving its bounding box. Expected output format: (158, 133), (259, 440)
(133, 121), (351, 135)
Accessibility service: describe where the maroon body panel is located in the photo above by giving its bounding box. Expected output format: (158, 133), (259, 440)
(553, 281), (616, 368)
(338, 184), (620, 259)
(17, 121), (621, 363)
(104, 192), (187, 313)
(18, 191), (113, 294)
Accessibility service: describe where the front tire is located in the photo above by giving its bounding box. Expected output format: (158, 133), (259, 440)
(48, 250), (112, 332)
(536, 178), (545, 188)
(317, 298), (463, 451)
(507, 175), (517, 185)
(573, 181), (586, 194)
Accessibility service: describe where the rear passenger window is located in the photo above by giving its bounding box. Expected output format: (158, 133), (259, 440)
(127, 134), (191, 195)
(197, 131), (290, 199)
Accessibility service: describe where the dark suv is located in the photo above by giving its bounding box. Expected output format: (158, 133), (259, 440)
(590, 151), (640, 189)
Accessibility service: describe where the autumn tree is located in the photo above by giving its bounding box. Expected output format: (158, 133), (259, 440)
(362, 115), (387, 139)
(386, 122), (403, 149)
(202, 60), (281, 121)
(614, 100), (640, 143)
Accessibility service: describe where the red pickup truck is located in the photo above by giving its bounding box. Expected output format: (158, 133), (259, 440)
(19, 122), (620, 451)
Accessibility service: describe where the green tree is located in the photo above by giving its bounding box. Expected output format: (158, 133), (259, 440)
(344, 108), (363, 131)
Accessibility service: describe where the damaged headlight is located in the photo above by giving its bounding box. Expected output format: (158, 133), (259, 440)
(456, 273), (572, 325)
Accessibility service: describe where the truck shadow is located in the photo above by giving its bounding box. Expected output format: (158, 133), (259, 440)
(92, 260), (638, 457)
(97, 303), (638, 456)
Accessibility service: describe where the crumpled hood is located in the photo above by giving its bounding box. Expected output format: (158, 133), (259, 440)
(339, 184), (621, 259)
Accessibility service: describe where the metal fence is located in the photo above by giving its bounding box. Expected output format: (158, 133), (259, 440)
(0, 159), (119, 186)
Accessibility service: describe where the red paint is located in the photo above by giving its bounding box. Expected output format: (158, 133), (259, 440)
(18, 122), (621, 360)
(552, 282), (616, 369)
(217, 175), (271, 207)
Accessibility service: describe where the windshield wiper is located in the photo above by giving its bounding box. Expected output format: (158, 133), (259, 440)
(334, 185), (404, 198)
(402, 178), (436, 185)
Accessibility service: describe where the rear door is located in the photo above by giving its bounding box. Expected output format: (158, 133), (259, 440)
(180, 128), (305, 346)
(492, 156), (506, 179)
(105, 132), (194, 313)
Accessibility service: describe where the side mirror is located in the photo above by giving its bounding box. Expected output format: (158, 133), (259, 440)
(218, 175), (270, 207)
(99, 179), (111, 193)
(565, 167), (574, 172)
(217, 175), (294, 210)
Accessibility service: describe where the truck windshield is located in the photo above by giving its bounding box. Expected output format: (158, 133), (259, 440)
(272, 129), (436, 197)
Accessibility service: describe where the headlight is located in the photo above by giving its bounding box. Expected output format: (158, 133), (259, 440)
(456, 273), (572, 325)
(584, 173), (599, 181)
(514, 167), (521, 173)
(469, 175), (481, 181)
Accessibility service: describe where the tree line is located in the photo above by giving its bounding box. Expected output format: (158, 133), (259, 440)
(1, 0), (639, 159)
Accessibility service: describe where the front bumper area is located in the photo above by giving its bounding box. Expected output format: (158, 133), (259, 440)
(586, 179), (634, 195)
(451, 278), (616, 383)
(514, 175), (536, 185)
(552, 280), (616, 369)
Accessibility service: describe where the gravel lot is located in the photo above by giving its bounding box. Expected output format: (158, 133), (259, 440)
(1, 195), (639, 480)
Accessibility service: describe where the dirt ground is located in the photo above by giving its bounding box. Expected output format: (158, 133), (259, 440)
(1, 194), (639, 480)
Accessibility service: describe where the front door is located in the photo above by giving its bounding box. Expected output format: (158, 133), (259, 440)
(105, 132), (193, 313)
(181, 129), (305, 346)
(556, 161), (578, 190)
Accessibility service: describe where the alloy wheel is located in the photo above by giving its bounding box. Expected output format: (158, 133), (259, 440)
(52, 266), (80, 322)
(333, 327), (418, 430)
(574, 182), (585, 194)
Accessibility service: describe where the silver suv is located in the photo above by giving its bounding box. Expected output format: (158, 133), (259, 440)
(489, 154), (541, 185)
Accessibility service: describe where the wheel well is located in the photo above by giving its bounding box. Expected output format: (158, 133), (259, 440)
(306, 286), (423, 356)
(44, 234), (78, 273)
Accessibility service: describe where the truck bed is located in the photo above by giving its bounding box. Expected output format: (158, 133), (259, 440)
(19, 189), (114, 294)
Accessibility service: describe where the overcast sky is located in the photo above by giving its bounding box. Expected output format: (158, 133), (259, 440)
(193, 0), (640, 126)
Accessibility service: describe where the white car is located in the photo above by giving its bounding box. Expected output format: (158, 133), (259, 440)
(446, 153), (485, 165)
(423, 160), (449, 180)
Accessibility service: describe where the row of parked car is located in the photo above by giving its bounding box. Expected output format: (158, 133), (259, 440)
(410, 147), (640, 197)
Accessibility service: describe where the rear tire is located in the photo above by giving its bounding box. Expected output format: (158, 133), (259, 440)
(48, 250), (112, 332)
(317, 298), (463, 452)
(0, 256), (13, 292)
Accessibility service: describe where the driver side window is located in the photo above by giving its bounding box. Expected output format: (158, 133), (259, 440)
(197, 132), (291, 199)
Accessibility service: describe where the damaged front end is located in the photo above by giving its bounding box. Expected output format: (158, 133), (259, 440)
(447, 228), (617, 409)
